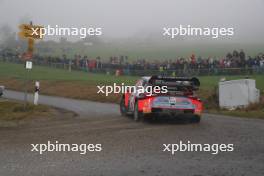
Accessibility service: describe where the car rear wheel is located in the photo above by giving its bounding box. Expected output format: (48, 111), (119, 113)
(120, 96), (128, 116)
(192, 115), (201, 123)
(134, 102), (143, 121)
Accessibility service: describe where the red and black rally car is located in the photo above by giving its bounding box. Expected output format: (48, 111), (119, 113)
(120, 76), (203, 122)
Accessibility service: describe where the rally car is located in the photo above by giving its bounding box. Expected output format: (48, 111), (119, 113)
(120, 76), (203, 122)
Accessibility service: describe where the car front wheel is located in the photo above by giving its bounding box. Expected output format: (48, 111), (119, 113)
(134, 102), (143, 121)
(120, 96), (128, 116)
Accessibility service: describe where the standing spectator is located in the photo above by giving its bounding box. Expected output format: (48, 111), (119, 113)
(239, 49), (246, 67)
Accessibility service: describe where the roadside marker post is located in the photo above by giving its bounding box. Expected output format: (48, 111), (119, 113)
(34, 81), (40, 105)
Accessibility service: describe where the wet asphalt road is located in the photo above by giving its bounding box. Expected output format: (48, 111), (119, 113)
(1, 90), (264, 176)
(3, 90), (118, 116)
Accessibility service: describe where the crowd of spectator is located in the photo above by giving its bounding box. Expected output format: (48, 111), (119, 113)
(1, 48), (264, 75)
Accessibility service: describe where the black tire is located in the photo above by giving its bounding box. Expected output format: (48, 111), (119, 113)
(120, 96), (128, 116)
(134, 101), (143, 121)
(192, 115), (201, 123)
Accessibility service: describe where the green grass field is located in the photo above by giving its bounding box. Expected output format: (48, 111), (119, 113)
(0, 62), (137, 85)
(0, 62), (263, 91)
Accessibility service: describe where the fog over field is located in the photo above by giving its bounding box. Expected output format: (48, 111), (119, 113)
(0, 0), (263, 42)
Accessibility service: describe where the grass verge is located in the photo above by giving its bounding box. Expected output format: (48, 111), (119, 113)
(0, 100), (51, 121)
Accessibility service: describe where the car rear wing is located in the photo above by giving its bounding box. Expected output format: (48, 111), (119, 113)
(148, 76), (200, 92)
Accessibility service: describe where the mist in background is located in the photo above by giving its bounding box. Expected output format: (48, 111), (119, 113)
(0, 0), (263, 40)
(0, 0), (263, 58)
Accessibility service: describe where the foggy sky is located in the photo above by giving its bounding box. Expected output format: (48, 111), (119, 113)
(0, 0), (263, 42)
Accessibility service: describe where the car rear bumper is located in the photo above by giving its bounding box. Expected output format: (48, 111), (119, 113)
(151, 108), (194, 114)
(142, 107), (197, 117)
